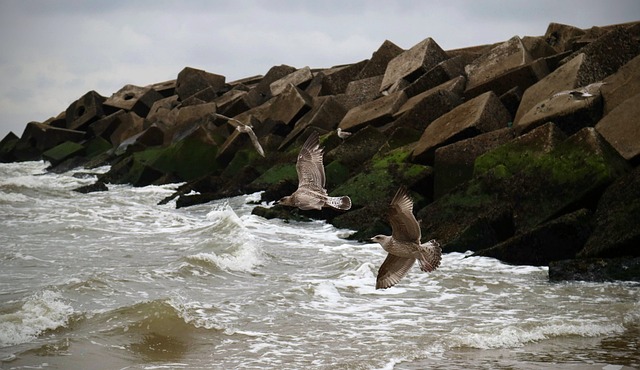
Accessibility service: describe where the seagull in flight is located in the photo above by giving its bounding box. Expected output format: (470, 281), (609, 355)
(214, 113), (265, 157)
(371, 186), (442, 289)
(278, 131), (352, 211)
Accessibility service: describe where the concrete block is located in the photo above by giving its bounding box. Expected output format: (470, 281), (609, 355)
(595, 92), (640, 164)
(279, 96), (348, 150)
(176, 66), (226, 101)
(245, 64), (297, 107)
(318, 60), (368, 96)
(380, 37), (448, 92)
(390, 77), (465, 133)
(269, 66), (313, 96)
(43, 141), (85, 167)
(433, 128), (516, 199)
(338, 90), (407, 132)
(65, 90), (106, 131)
(268, 84), (313, 125)
(356, 39), (404, 80)
(412, 91), (511, 165)
(465, 36), (535, 93)
(402, 56), (466, 98)
(109, 112), (146, 147)
(104, 84), (165, 118)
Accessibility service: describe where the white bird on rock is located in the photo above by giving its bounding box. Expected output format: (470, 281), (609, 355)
(278, 131), (352, 211)
(337, 127), (352, 140)
(214, 113), (265, 157)
(371, 186), (442, 289)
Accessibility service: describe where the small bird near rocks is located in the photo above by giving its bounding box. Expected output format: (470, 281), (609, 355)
(336, 128), (352, 140)
(371, 186), (442, 289)
(278, 131), (352, 211)
(552, 82), (607, 100)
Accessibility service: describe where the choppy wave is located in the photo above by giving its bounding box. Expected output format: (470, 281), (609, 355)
(0, 290), (75, 347)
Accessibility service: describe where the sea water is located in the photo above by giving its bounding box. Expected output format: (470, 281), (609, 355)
(0, 161), (638, 369)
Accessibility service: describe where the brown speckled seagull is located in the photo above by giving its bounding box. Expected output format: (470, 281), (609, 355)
(278, 131), (351, 211)
(371, 186), (442, 289)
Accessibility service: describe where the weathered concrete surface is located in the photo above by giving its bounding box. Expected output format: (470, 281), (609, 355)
(401, 57), (466, 98)
(380, 37), (449, 92)
(600, 54), (640, 115)
(389, 77), (465, 133)
(175, 67), (226, 101)
(595, 93), (640, 164)
(338, 90), (407, 132)
(65, 90), (106, 131)
(411, 91), (511, 165)
(464, 36), (534, 94)
(269, 66), (313, 96)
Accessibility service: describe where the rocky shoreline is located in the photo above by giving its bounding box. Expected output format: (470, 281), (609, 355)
(2, 21), (639, 282)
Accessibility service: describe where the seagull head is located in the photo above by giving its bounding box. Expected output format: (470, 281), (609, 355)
(371, 235), (390, 246)
(277, 195), (294, 207)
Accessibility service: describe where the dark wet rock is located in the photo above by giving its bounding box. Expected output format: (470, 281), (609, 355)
(0, 131), (19, 162)
(401, 56), (466, 98)
(318, 60), (368, 96)
(549, 257), (640, 282)
(578, 166), (640, 259)
(269, 66), (313, 96)
(433, 127), (516, 199)
(73, 181), (108, 194)
(600, 54), (640, 115)
(473, 208), (593, 266)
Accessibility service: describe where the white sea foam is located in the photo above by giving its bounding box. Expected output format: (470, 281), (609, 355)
(0, 290), (75, 347)
(451, 321), (626, 349)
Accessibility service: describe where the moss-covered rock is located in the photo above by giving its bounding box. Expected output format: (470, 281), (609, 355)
(43, 141), (85, 167)
(418, 126), (631, 253)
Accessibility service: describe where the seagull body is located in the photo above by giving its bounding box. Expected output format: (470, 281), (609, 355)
(278, 131), (351, 211)
(337, 128), (352, 140)
(214, 113), (265, 157)
(371, 187), (442, 289)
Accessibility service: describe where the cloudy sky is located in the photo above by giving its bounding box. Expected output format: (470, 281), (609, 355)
(1, 0), (638, 139)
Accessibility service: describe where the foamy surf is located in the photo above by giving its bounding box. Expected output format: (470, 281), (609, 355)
(0, 290), (75, 347)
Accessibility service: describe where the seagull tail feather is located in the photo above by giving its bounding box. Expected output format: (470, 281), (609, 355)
(418, 239), (442, 272)
(326, 195), (352, 211)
